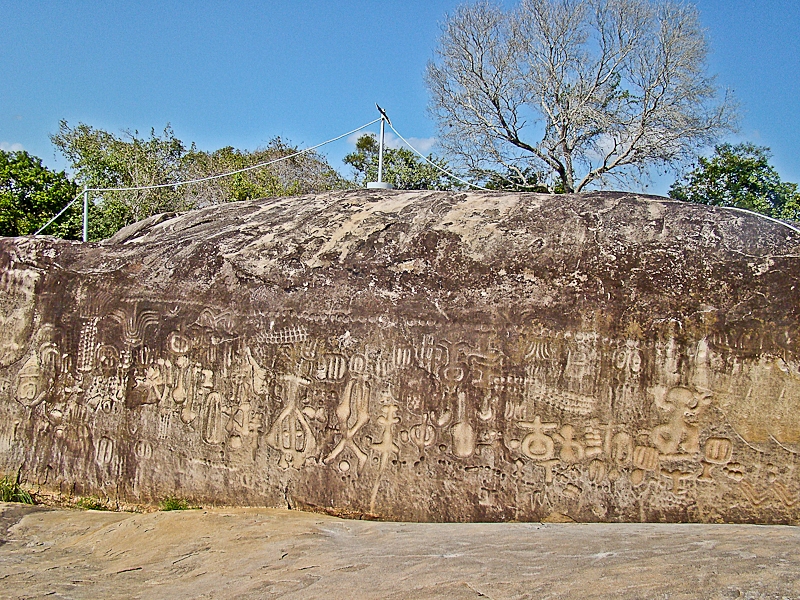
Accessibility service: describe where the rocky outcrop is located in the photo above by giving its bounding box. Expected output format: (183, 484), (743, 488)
(1, 190), (799, 523)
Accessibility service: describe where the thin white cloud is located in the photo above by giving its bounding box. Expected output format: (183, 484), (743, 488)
(0, 142), (24, 152)
(346, 131), (438, 154)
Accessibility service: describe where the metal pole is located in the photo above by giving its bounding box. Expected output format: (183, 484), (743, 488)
(82, 189), (88, 242)
(377, 117), (385, 185)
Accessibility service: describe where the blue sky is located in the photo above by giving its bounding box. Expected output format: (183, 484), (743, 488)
(1, 0), (798, 196)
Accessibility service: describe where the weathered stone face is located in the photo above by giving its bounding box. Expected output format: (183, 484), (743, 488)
(1, 190), (799, 523)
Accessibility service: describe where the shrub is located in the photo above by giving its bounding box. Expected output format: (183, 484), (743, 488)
(75, 496), (110, 511)
(0, 471), (34, 505)
(159, 496), (194, 511)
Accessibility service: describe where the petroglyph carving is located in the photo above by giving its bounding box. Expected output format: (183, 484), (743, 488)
(325, 365), (371, 474)
(631, 446), (660, 485)
(76, 318), (99, 373)
(16, 353), (47, 408)
(109, 305), (160, 347)
(261, 325), (308, 345)
(201, 391), (227, 445)
(95, 436), (114, 465)
(698, 437), (733, 482)
(614, 340), (643, 373)
(410, 415), (436, 448)
(266, 374), (317, 469)
(660, 468), (695, 494)
(315, 354), (348, 381)
(370, 394), (400, 512)
(226, 400), (262, 452)
(195, 308), (236, 333)
(651, 387), (711, 455)
(451, 391), (476, 458)
(132, 359), (172, 406)
(554, 424), (584, 464)
(3, 190), (800, 524)
(16, 341), (60, 409)
(518, 416), (558, 461)
(167, 331), (192, 355)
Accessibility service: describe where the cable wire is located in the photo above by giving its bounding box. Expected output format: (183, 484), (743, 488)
(34, 192), (84, 236)
(87, 118), (382, 193)
(390, 121), (800, 236)
(386, 122), (489, 190)
(34, 118), (383, 236)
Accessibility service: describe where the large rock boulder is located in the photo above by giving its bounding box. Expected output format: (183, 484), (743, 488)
(1, 190), (799, 523)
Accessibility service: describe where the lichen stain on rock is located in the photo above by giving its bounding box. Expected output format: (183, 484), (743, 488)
(1, 189), (799, 524)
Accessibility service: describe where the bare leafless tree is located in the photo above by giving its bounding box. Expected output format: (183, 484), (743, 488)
(426, 0), (738, 192)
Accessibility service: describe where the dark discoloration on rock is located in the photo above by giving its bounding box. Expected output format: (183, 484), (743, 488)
(1, 190), (799, 523)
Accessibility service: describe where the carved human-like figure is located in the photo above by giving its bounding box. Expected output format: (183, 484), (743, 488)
(651, 386), (711, 455)
(324, 366), (371, 474)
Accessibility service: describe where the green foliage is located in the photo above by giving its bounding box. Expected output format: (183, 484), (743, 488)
(51, 121), (191, 240)
(0, 471), (34, 504)
(475, 167), (550, 193)
(0, 149), (80, 238)
(669, 143), (800, 221)
(159, 496), (197, 511)
(344, 134), (459, 190)
(183, 138), (349, 205)
(50, 122), (348, 241)
(75, 496), (111, 510)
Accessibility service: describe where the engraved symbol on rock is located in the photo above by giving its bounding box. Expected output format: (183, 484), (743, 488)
(226, 400), (262, 452)
(134, 359), (172, 405)
(202, 391), (226, 445)
(324, 367), (371, 474)
(631, 446), (660, 485)
(553, 424), (585, 464)
(410, 414), (436, 448)
(76, 317), (99, 373)
(660, 468), (695, 494)
(698, 437), (733, 482)
(451, 391), (476, 458)
(519, 416), (558, 461)
(167, 331), (192, 355)
(109, 305), (159, 347)
(16, 353), (46, 408)
(315, 354), (348, 381)
(135, 440), (153, 459)
(651, 386), (711, 456)
(369, 396), (400, 513)
(95, 436), (114, 465)
(15, 341), (60, 409)
(266, 374), (317, 469)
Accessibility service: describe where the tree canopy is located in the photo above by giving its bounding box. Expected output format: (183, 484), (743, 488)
(426, 0), (737, 193)
(50, 121), (348, 240)
(0, 150), (80, 238)
(669, 143), (800, 221)
(344, 134), (459, 190)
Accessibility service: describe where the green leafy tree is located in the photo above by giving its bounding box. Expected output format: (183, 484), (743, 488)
(51, 121), (191, 240)
(474, 167), (550, 192)
(51, 121), (348, 240)
(0, 149), (80, 238)
(669, 143), (800, 221)
(183, 138), (349, 205)
(344, 134), (459, 190)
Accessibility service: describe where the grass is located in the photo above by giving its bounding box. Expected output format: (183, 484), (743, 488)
(159, 496), (199, 511)
(75, 496), (111, 511)
(0, 473), (35, 505)
(0, 471), (35, 505)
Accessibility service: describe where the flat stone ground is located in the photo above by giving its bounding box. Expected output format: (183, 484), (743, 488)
(1, 503), (798, 600)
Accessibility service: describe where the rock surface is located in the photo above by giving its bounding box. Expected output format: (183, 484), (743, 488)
(1, 189), (800, 523)
(1, 503), (799, 599)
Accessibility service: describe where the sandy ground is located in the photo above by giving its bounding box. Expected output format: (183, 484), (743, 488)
(1, 503), (798, 600)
